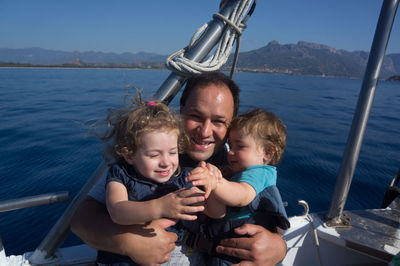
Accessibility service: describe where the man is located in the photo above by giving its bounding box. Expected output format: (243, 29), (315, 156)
(71, 72), (287, 265)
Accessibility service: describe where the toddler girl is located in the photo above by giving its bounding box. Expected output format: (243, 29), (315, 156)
(97, 98), (211, 265)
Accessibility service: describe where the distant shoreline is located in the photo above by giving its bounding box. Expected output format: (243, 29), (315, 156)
(0, 61), (167, 70)
(0, 65), (366, 79)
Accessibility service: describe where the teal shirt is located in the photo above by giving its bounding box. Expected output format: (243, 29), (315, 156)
(226, 165), (277, 220)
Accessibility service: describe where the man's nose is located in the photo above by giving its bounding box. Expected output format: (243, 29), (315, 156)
(200, 120), (212, 137)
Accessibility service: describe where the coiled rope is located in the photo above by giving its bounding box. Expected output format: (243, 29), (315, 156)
(165, 0), (256, 78)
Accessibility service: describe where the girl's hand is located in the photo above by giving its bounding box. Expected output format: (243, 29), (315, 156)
(186, 165), (217, 198)
(159, 187), (205, 220)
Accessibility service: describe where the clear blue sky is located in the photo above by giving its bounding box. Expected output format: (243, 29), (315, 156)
(1, 0), (399, 54)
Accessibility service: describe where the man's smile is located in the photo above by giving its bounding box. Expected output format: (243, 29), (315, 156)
(191, 137), (215, 150)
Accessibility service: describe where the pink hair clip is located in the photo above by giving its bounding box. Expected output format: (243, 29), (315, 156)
(147, 101), (156, 106)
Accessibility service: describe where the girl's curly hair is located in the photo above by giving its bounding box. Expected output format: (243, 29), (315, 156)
(101, 93), (187, 165)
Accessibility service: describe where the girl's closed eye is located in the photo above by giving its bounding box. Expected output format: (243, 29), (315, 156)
(147, 153), (159, 158)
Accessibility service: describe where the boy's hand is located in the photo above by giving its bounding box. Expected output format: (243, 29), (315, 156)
(201, 161), (224, 183)
(186, 165), (217, 198)
(159, 187), (205, 220)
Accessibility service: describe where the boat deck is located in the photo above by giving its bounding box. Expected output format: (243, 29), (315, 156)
(282, 196), (400, 265)
(320, 196), (400, 263)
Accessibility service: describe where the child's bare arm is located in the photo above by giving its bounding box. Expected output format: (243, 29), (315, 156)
(185, 164), (227, 218)
(186, 163), (257, 207)
(106, 181), (205, 225)
(203, 192), (226, 219)
(213, 178), (257, 207)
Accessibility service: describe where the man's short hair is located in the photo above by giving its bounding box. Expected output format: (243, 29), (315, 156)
(180, 72), (240, 116)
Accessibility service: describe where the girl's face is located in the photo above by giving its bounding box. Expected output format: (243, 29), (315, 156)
(227, 129), (268, 173)
(124, 130), (179, 183)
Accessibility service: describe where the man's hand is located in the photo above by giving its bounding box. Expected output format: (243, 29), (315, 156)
(71, 197), (178, 265)
(124, 218), (178, 265)
(216, 224), (286, 266)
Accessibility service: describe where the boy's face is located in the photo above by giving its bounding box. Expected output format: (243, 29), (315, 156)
(124, 130), (179, 183)
(181, 84), (234, 162)
(227, 129), (268, 173)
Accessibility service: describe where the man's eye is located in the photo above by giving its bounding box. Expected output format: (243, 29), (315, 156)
(213, 120), (227, 126)
(188, 114), (201, 121)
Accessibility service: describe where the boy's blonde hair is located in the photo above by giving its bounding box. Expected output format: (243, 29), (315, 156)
(230, 109), (286, 165)
(101, 97), (186, 165)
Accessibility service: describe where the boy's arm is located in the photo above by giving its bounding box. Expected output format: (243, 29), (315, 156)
(203, 192), (226, 219)
(186, 164), (256, 212)
(213, 177), (257, 207)
(106, 182), (205, 224)
(70, 196), (178, 265)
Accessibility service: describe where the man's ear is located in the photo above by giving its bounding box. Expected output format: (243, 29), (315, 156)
(123, 154), (135, 165)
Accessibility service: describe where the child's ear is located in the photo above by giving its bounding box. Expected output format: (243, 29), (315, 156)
(123, 154), (136, 165)
(263, 145), (276, 164)
(263, 152), (272, 164)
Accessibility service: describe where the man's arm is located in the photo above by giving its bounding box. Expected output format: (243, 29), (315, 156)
(216, 224), (286, 266)
(70, 196), (178, 265)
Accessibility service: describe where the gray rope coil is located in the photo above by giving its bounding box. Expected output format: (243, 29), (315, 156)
(165, 0), (254, 76)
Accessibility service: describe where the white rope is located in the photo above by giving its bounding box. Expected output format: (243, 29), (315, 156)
(165, 0), (253, 76)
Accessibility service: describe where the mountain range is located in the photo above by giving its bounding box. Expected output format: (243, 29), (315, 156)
(226, 41), (400, 78)
(1, 41), (400, 78)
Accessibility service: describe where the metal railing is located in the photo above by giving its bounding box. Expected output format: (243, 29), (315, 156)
(326, 0), (399, 225)
(0, 192), (68, 213)
(0, 192), (69, 263)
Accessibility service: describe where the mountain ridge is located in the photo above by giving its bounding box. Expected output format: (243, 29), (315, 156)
(226, 40), (399, 78)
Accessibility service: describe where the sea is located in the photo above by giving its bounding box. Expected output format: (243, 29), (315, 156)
(0, 68), (399, 256)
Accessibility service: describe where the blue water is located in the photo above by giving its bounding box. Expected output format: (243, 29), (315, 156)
(1, 68), (399, 256)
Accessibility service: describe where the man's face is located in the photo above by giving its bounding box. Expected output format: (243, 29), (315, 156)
(181, 84), (234, 162)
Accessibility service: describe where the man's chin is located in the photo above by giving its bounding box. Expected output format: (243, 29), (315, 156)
(187, 149), (214, 162)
